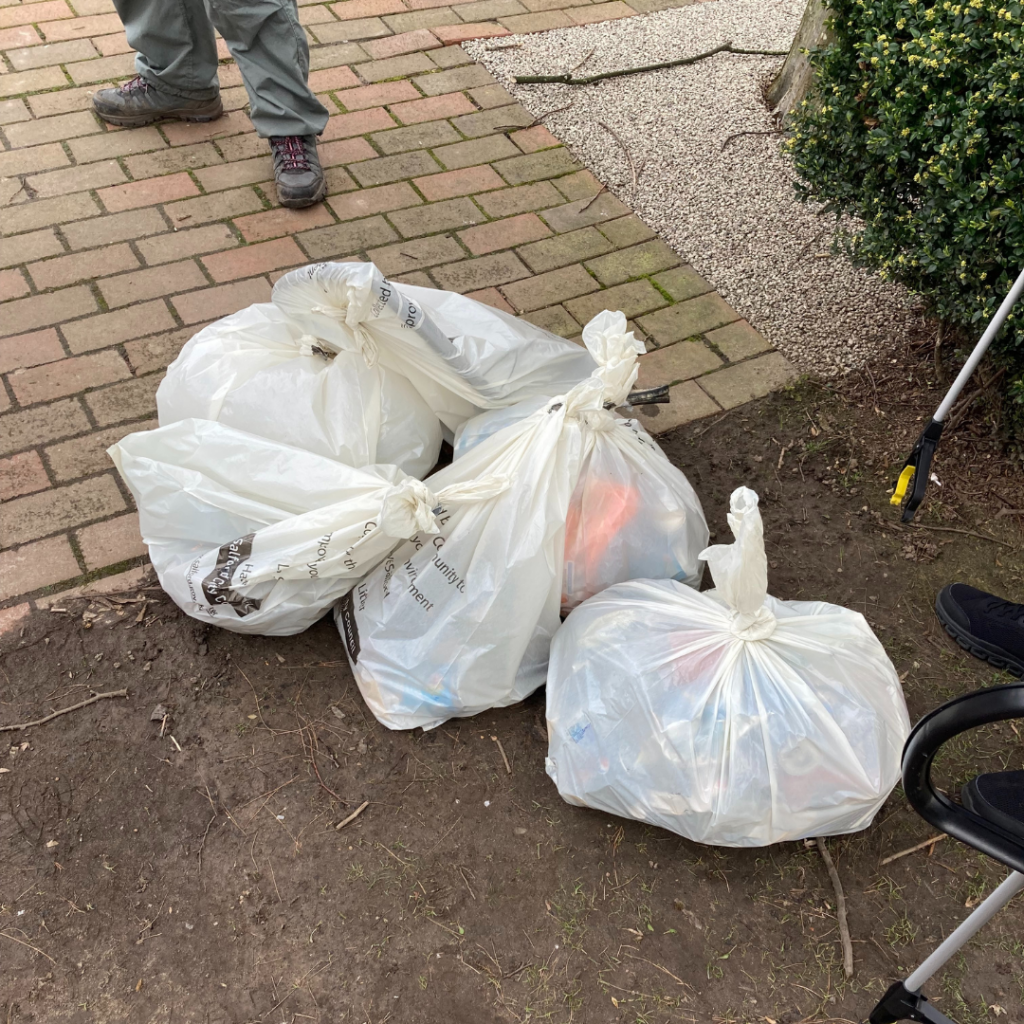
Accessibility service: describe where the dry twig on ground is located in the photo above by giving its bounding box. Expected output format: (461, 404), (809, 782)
(0, 931), (56, 965)
(881, 834), (946, 866)
(569, 48), (595, 74)
(494, 101), (572, 131)
(579, 183), (608, 212)
(0, 688), (128, 733)
(721, 128), (786, 151)
(492, 735), (512, 774)
(816, 837), (854, 979)
(598, 121), (639, 191)
(909, 523), (1012, 549)
(335, 800), (369, 831)
(300, 722), (346, 806)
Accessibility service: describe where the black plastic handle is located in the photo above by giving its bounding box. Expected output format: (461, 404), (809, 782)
(901, 682), (1024, 874)
(623, 384), (671, 407)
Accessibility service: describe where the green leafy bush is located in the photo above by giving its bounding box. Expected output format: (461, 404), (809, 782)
(788, 0), (1024, 410)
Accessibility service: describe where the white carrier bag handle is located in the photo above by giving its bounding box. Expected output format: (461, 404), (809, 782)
(274, 263), (496, 403)
(179, 472), (509, 631)
(272, 263), (601, 430)
(451, 309), (647, 455)
(525, 310), (646, 446)
(701, 487), (777, 641)
(233, 472), (512, 591)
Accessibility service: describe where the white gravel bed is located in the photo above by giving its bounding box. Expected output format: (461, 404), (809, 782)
(465, 0), (924, 376)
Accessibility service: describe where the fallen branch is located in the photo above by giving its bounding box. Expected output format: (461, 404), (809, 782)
(816, 837), (854, 979)
(598, 121), (639, 191)
(880, 834), (946, 866)
(514, 41), (788, 86)
(0, 689), (128, 733)
(335, 800), (369, 831)
(721, 128), (786, 151)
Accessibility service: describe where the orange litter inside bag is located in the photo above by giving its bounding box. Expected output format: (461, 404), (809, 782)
(562, 475), (642, 609)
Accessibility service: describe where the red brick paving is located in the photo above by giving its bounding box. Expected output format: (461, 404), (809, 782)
(0, 0), (791, 611)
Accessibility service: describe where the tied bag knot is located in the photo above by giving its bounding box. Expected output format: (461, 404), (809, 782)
(562, 311), (646, 422)
(583, 310), (645, 408)
(309, 307), (380, 367)
(380, 474), (511, 539)
(727, 605), (777, 641)
(576, 406), (618, 433)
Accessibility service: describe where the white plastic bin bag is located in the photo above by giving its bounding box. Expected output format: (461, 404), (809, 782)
(157, 301), (443, 479)
(109, 419), (504, 636)
(454, 319), (709, 611)
(272, 262), (598, 433)
(545, 486), (910, 846)
(336, 311), (647, 731)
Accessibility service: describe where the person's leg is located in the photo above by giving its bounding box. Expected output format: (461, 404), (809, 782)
(206, 0), (328, 138)
(115, 0), (219, 99)
(207, 0), (329, 207)
(96, 0), (222, 126)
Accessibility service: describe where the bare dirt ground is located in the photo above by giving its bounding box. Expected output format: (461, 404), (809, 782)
(3, 339), (1024, 1024)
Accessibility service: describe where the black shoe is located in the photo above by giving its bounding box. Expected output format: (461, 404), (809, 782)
(270, 135), (326, 209)
(935, 583), (1024, 677)
(93, 76), (223, 128)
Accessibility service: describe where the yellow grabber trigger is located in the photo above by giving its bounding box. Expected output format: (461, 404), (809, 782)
(890, 418), (944, 522)
(890, 465), (916, 507)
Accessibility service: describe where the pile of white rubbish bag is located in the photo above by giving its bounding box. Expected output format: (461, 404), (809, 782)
(111, 261), (910, 847)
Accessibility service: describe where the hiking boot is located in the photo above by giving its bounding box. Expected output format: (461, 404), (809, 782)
(93, 76), (223, 128)
(271, 135), (326, 209)
(935, 583), (1024, 677)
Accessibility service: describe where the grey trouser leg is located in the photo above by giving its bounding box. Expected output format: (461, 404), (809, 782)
(208, 0), (329, 138)
(113, 0), (329, 137)
(114, 0), (219, 101)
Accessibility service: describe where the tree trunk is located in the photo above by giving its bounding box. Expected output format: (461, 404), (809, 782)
(767, 0), (834, 118)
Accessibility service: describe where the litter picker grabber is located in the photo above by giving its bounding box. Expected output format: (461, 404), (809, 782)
(891, 267), (1024, 522)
